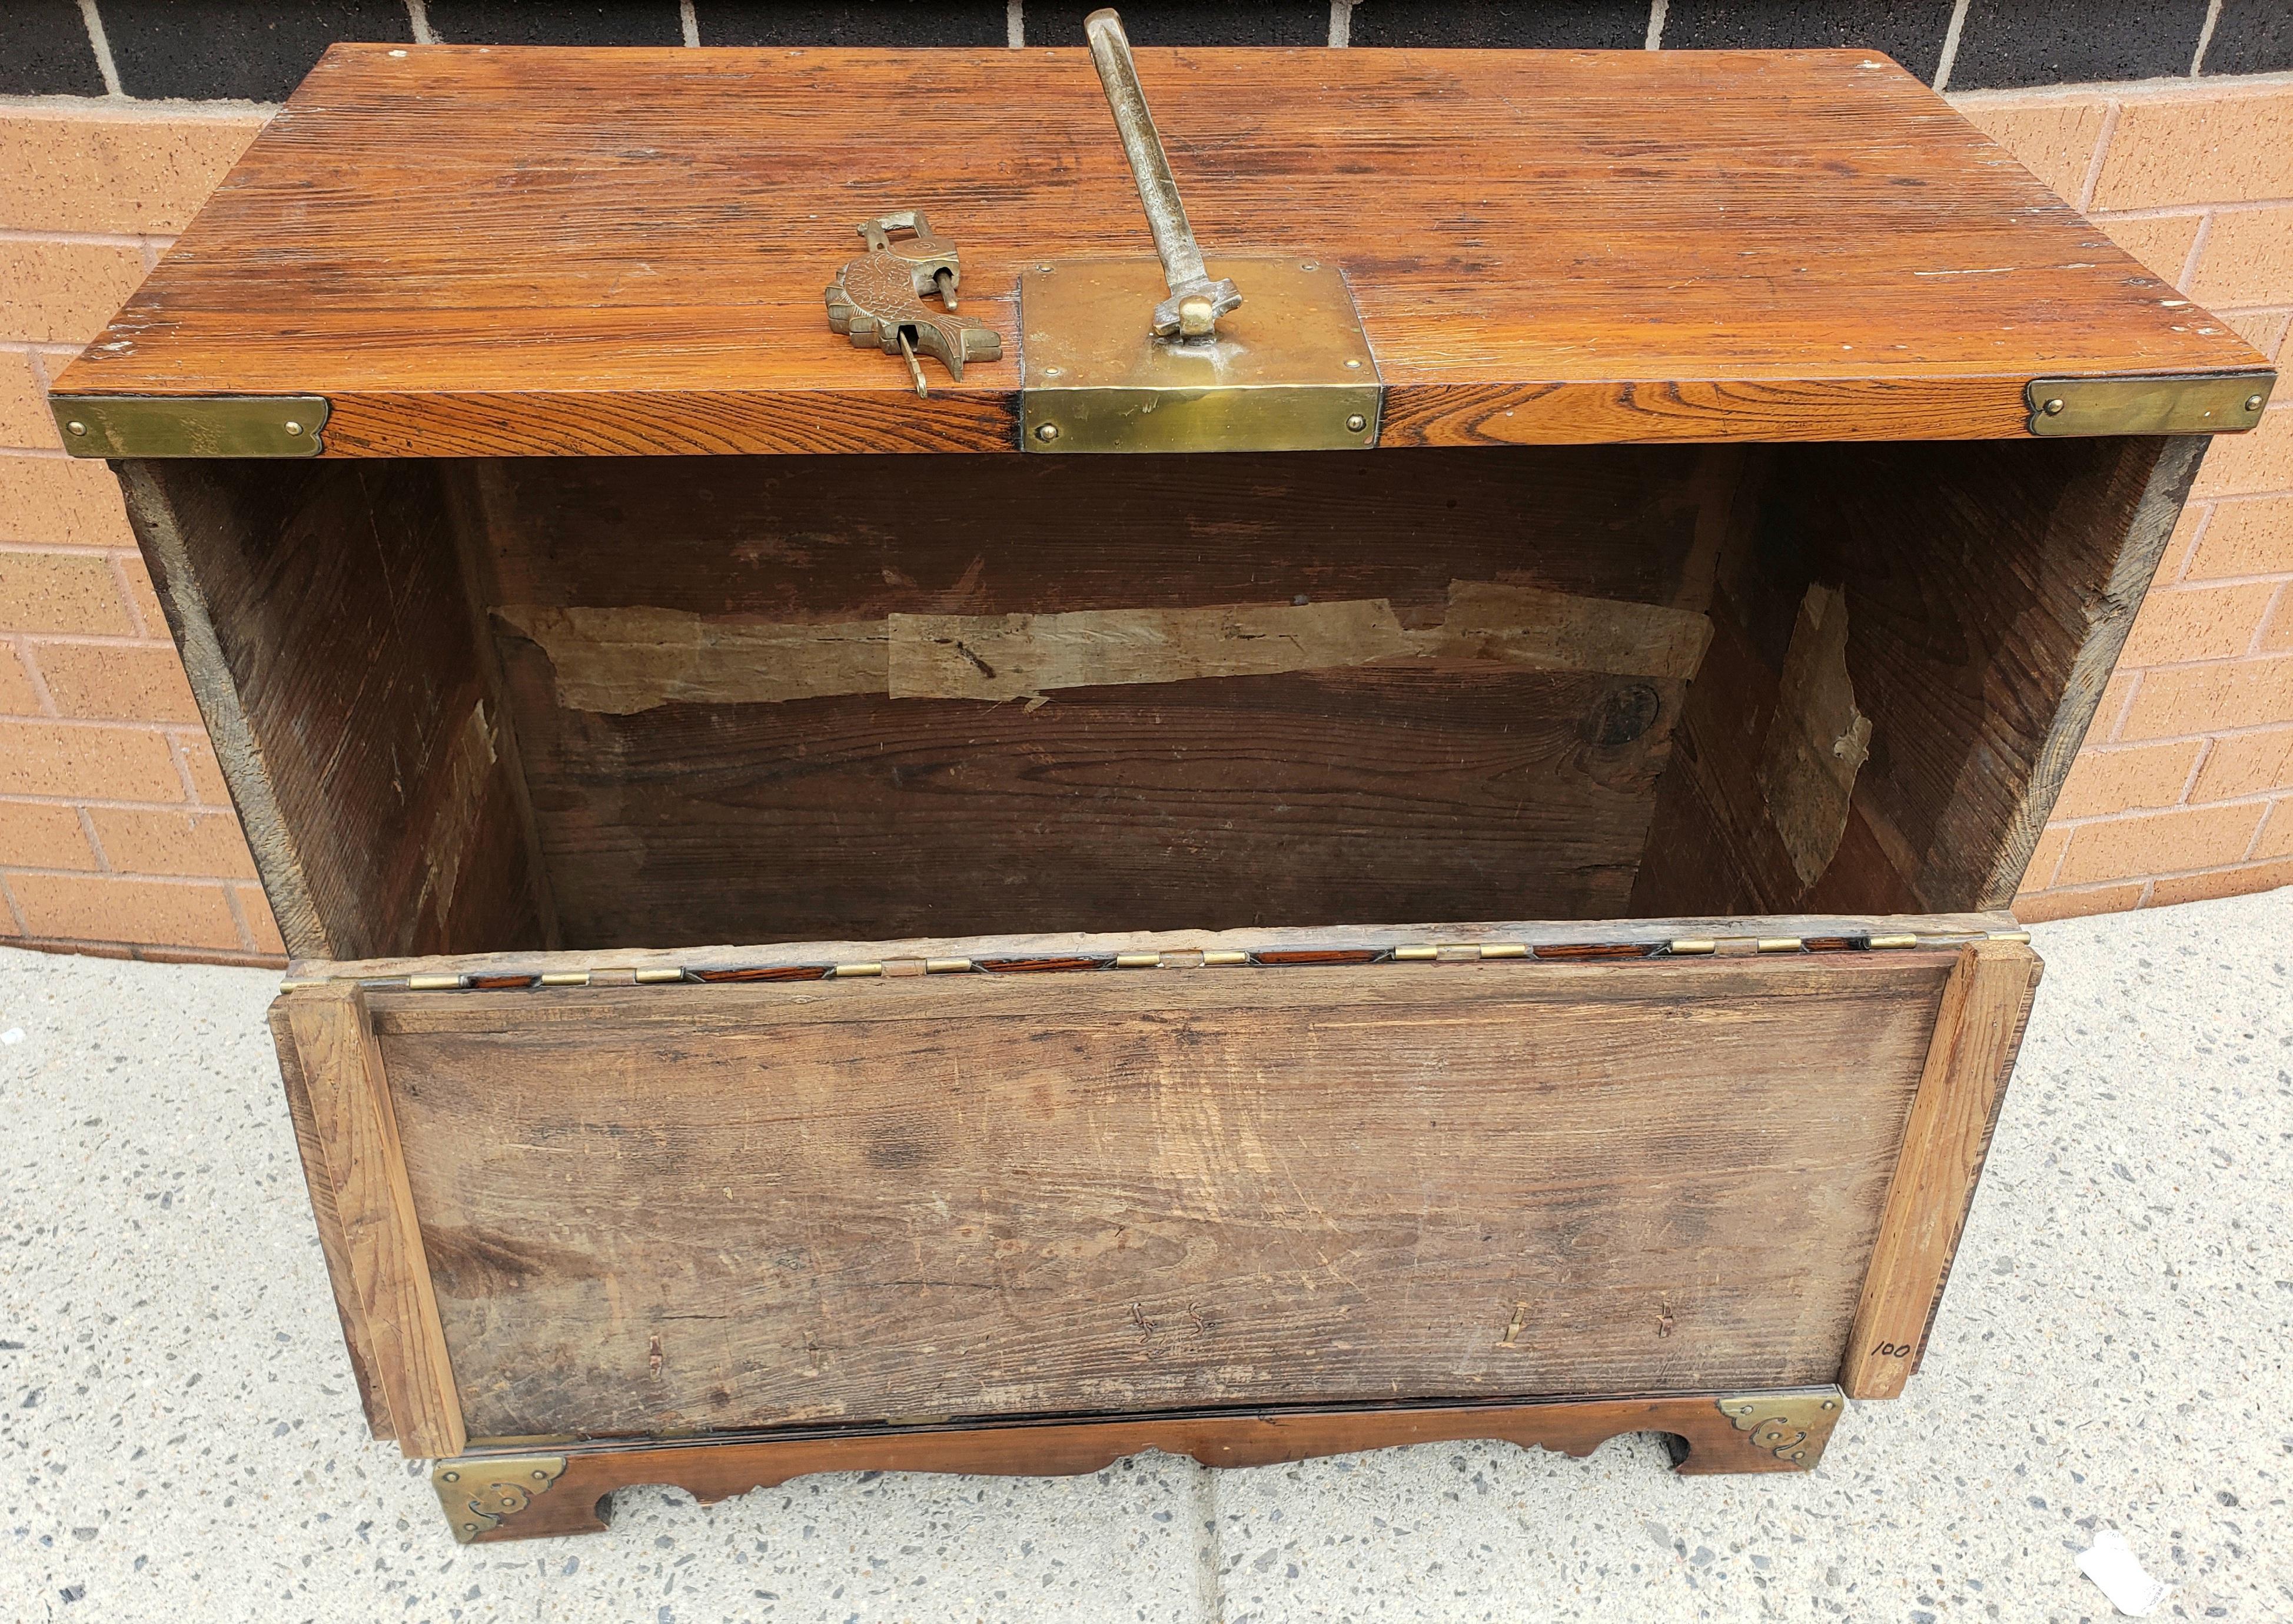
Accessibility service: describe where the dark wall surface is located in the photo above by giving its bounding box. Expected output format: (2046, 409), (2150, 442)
(5, 1), (2288, 102)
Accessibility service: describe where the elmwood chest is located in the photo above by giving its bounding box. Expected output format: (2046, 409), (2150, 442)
(49, 37), (2274, 1541)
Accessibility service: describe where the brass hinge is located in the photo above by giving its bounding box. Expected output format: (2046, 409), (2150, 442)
(2026, 371), (2272, 437)
(51, 394), (329, 458)
(431, 1455), (567, 1542)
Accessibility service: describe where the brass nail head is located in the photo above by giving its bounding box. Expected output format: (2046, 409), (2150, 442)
(1346, 414), (1367, 432)
(283, 420), (303, 435)
(2042, 397), (2066, 415)
(66, 420), (87, 436)
(1036, 422), (1060, 442)
(1344, 358), (1362, 369)
(2247, 394), (2266, 412)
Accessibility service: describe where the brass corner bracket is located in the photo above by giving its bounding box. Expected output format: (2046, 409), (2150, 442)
(2026, 371), (2273, 437)
(432, 1454), (569, 1542)
(1716, 1389), (1845, 1466)
(49, 394), (329, 458)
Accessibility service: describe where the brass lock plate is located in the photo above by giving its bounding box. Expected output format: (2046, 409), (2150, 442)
(1020, 255), (1381, 454)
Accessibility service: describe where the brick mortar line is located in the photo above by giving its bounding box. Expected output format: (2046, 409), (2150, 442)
(2096, 200), (2293, 221)
(0, 790), (236, 813)
(2078, 717), (2293, 755)
(0, 874), (27, 936)
(0, 932), (285, 967)
(2142, 567), (2293, 594)
(0, 715), (216, 738)
(0, 227), (171, 248)
(2109, 645), (2293, 676)
(2045, 788), (2282, 831)
(0, 863), (252, 886)
(9, 633), (183, 651)
(0, 93), (278, 119)
(2023, 848), (2292, 899)
(1949, 68), (2293, 107)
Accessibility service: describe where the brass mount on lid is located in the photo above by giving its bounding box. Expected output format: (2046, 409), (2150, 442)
(1019, 10), (1383, 454)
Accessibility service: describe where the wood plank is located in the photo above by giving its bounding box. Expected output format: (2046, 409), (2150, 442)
(463, 447), (1717, 946)
(507, 666), (1683, 946)
(51, 46), (2266, 454)
(117, 460), (550, 960)
(280, 986), (466, 1456)
(267, 999), (393, 1440)
(1840, 939), (2043, 1398)
(377, 951), (1951, 1442)
(447, 1387), (1846, 1539)
(1629, 435), (2196, 915)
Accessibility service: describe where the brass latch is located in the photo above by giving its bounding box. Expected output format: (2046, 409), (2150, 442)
(1020, 11), (1381, 454)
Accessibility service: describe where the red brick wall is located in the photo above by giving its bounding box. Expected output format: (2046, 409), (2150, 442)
(1, 75), (2288, 960)
(1, 102), (283, 963)
(1956, 77), (2293, 918)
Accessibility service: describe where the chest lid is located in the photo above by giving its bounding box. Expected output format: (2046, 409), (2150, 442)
(51, 41), (2272, 458)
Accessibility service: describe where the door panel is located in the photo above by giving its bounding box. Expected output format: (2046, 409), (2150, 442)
(367, 950), (1958, 1442)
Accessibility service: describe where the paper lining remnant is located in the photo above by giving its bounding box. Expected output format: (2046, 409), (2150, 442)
(495, 581), (1714, 714)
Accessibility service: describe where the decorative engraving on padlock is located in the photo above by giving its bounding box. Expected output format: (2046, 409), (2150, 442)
(825, 212), (1002, 395)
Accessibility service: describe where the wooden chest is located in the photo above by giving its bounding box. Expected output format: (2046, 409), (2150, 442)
(51, 38), (2274, 1542)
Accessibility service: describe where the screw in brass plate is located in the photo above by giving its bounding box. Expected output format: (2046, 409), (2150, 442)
(1036, 422), (1061, 442)
(66, 420), (87, 436)
(2042, 397), (2066, 415)
(1346, 414), (1367, 432)
(2248, 394), (2267, 412)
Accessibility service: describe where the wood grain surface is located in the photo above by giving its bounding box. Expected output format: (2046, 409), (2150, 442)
(1841, 940), (2042, 1397)
(120, 460), (550, 960)
(373, 951), (1951, 1442)
(454, 1389), (1844, 1539)
(1630, 434), (2194, 916)
(462, 448), (1719, 944)
(52, 46), (2267, 454)
(278, 986), (466, 1457)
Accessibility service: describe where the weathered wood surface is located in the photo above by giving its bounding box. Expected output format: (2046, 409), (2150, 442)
(465, 448), (1720, 944)
(454, 1387), (1844, 1540)
(119, 460), (549, 960)
(269, 1000), (393, 1440)
(1630, 434), (2195, 915)
(278, 986), (466, 1457)
(374, 951), (1952, 1441)
(52, 46), (2266, 454)
(1842, 940), (2042, 1397)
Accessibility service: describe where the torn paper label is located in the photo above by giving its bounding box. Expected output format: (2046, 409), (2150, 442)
(1756, 583), (1873, 889)
(497, 583), (1713, 714)
(2076, 1530), (2172, 1618)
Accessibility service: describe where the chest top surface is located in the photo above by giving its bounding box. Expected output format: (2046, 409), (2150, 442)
(51, 44), (2272, 455)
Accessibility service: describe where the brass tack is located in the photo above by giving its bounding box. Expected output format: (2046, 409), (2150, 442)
(1344, 358), (1362, 369)
(67, 420), (88, 436)
(441, 1470), (460, 1482)
(531, 1469), (548, 1480)
(2042, 397), (2066, 415)
(283, 420), (303, 435)
(1346, 414), (1367, 432)
(2247, 394), (2266, 412)
(1035, 422), (1059, 442)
